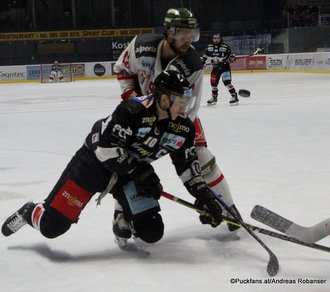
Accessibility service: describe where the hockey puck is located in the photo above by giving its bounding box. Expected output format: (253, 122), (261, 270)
(238, 89), (251, 97)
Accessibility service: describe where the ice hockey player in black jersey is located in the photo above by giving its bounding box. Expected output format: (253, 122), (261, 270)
(201, 34), (239, 105)
(2, 70), (223, 247)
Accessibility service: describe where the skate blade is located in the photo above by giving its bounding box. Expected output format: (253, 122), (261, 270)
(115, 237), (140, 251)
(229, 102), (239, 106)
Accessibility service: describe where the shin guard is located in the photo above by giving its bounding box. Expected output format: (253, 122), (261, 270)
(196, 146), (234, 206)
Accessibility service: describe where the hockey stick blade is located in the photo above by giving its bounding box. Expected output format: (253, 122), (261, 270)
(161, 192), (330, 254)
(212, 195), (279, 276)
(251, 205), (330, 243)
(162, 191), (279, 276)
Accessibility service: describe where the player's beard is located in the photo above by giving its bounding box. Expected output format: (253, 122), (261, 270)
(170, 41), (191, 56)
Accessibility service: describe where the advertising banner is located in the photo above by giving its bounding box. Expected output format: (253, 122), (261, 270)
(84, 62), (113, 78)
(0, 28), (154, 42)
(266, 55), (288, 70)
(0, 66), (26, 81)
(246, 56), (266, 70)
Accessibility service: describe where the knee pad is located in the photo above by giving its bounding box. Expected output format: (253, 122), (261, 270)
(39, 211), (71, 239)
(133, 213), (164, 243)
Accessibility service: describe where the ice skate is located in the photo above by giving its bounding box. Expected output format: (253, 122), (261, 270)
(229, 93), (239, 105)
(113, 210), (135, 248)
(1, 202), (35, 237)
(224, 204), (243, 232)
(207, 96), (218, 105)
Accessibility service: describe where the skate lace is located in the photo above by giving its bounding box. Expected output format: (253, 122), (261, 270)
(7, 213), (26, 232)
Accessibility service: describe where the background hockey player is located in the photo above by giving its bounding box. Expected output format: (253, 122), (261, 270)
(113, 8), (242, 240)
(201, 34), (239, 105)
(2, 70), (223, 246)
(48, 61), (64, 82)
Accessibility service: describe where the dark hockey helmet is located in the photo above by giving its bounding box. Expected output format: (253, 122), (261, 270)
(153, 70), (191, 98)
(212, 33), (221, 40)
(163, 8), (198, 28)
(163, 8), (199, 43)
(153, 70), (194, 116)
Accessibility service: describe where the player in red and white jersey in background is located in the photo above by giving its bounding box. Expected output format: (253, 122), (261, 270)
(112, 8), (243, 242)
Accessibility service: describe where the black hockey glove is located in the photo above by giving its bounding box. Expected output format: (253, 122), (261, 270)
(184, 177), (223, 227)
(201, 57), (206, 67)
(129, 162), (163, 199)
(228, 53), (236, 63)
(194, 190), (223, 227)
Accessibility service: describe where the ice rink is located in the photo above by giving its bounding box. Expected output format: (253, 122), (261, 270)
(1, 72), (330, 292)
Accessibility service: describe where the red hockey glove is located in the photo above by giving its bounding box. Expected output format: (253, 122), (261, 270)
(121, 88), (142, 101)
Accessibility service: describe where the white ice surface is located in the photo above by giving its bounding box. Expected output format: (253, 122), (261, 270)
(1, 73), (330, 292)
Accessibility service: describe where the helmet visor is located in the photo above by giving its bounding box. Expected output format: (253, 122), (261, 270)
(172, 28), (200, 43)
(170, 88), (195, 115)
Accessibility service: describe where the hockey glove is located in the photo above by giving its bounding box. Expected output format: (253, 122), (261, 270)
(201, 57), (207, 67)
(184, 177), (223, 227)
(121, 88), (142, 101)
(194, 190), (223, 227)
(228, 53), (236, 63)
(210, 57), (221, 64)
(129, 162), (163, 199)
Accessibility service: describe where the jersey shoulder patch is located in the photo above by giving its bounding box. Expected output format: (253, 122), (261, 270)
(125, 95), (153, 114)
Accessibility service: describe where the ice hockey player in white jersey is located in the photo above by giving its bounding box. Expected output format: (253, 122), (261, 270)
(48, 61), (64, 82)
(113, 8), (243, 244)
(201, 34), (239, 105)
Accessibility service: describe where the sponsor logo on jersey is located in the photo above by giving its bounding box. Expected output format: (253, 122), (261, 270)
(169, 121), (190, 133)
(141, 59), (154, 69)
(160, 133), (186, 149)
(62, 191), (83, 208)
(135, 45), (157, 55)
(175, 59), (191, 76)
(131, 142), (150, 157)
(113, 124), (132, 140)
(142, 116), (156, 126)
(185, 146), (197, 160)
(137, 127), (152, 138)
(219, 46), (227, 52)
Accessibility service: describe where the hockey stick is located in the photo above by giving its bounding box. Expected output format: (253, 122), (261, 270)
(162, 191), (279, 276)
(204, 54), (257, 65)
(251, 205), (330, 244)
(161, 192), (330, 253)
(235, 53), (259, 60)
